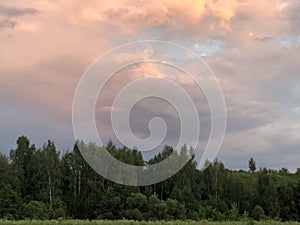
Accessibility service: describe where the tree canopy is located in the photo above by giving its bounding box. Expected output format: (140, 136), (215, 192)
(0, 136), (300, 221)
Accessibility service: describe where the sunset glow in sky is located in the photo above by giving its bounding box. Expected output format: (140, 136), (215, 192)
(1, 0), (300, 171)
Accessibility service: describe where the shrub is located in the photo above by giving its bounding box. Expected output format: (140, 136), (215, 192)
(253, 205), (265, 221)
(23, 201), (48, 220)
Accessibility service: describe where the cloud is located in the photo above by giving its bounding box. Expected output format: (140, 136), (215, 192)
(226, 99), (281, 132)
(220, 121), (300, 171)
(0, 5), (39, 17)
(63, 0), (239, 38)
(249, 33), (275, 43)
(278, 1), (300, 35)
(0, 0), (299, 171)
(0, 19), (16, 29)
(0, 4), (39, 31)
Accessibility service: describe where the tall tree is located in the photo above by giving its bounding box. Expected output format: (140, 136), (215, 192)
(256, 169), (280, 218)
(9, 136), (39, 201)
(0, 153), (21, 219)
(249, 157), (256, 172)
(37, 140), (61, 209)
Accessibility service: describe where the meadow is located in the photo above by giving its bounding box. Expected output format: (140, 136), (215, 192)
(0, 221), (300, 225)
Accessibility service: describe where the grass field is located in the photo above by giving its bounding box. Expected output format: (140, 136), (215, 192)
(0, 221), (299, 225)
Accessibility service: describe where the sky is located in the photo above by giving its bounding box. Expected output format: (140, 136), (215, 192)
(0, 0), (299, 171)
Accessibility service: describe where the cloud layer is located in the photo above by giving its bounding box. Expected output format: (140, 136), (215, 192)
(0, 0), (299, 171)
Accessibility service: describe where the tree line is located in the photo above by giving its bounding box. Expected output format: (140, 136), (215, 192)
(0, 136), (300, 221)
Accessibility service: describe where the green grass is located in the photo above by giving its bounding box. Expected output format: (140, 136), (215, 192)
(0, 221), (300, 225)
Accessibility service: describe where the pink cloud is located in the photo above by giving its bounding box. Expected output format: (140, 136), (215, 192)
(0, 0), (299, 170)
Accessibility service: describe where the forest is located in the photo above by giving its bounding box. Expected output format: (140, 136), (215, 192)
(0, 136), (300, 222)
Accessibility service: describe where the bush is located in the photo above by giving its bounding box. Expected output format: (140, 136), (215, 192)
(23, 201), (48, 220)
(253, 205), (265, 221)
(147, 195), (168, 220)
(198, 205), (225, 221)
(165, 198), (186, 220)
(187, 211), (199, 221)
(49, 199), (66, 219)
(246, 219), (255, 225)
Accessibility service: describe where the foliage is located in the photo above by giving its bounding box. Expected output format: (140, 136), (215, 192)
(1, 136), (300, 221)
(253, 205), (265, 221)
(248, 158), (256, 172)
(0, 220), (300, 225)
(23, 201), (48, 220)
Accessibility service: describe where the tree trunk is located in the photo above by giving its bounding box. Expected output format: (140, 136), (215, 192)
(47, 168), (52, 208)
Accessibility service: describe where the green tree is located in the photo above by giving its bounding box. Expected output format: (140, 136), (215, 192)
(146, 194), (168, 220)
(0, 183), (21, 219)
(203, 160), (227, 211)
(249, 158), (256, 172)
(256, 170), (280, 218)
(279, 167), (289, 174)
(3, 137), (300, 221)
(227, 203), (240, 221)
(295, 180), (300, 221)
(37, 140), (61, 209)
(277, 182), (297, 221)
(122, 193), (148, 220)
(60, 143), (93, 219)
(99, 186), (121, 219)
(10, 136), (39, 201)
(165, 198), (186, 220)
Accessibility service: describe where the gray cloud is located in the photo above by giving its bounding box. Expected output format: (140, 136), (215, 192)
(254, 36), (275, 43)
(220, 122), (300, 172)
(94, 62), (211, 149)
(0, 103), (73, 156)
(0, 0), (299, 171)
(279, 1), (300, 35)
(0, 5), (39, 31)
(0, 19), (16, 29)
(226, 99), (281, 132)
(0, 5), (39, 17)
